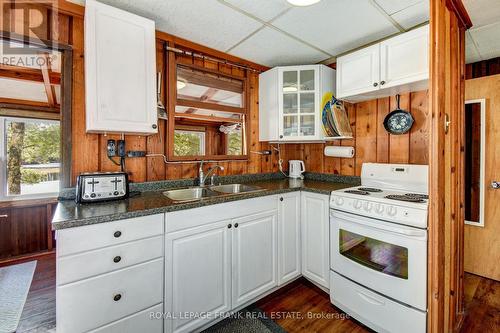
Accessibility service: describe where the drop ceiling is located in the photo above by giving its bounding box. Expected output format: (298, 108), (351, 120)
(463, 0), (500, 63)
(71, 0), (429, 67)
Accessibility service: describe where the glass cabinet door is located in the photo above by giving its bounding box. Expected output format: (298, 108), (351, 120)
(281, 68), (316, 139)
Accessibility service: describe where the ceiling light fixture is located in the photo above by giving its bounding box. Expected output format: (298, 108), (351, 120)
(286, 0), (322, 6)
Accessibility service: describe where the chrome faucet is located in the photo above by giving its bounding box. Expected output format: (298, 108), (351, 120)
(198, 160), (224, 186)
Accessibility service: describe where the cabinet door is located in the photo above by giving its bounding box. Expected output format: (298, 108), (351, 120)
(165, 221), (231, 333)
(380, 25), (429, 89)
(85, 0), (157, 134)
(301, 191), (330, 289)
(278, 66), (319, 141)
(232, 210), (278, 307)
(278, 192), (301, 285)
(336, 44), (380, 99)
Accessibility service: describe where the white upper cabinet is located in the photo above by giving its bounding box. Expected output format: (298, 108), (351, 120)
(259, 64), (336, 142)
(85, 0), (157, 134)
(336, 25), (429, 102)
(336, 44), (380, 98)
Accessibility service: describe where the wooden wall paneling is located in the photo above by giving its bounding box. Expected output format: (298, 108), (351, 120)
(466, 57), (500, 79)
(340, 103), (356, 175)
(388, 93), (411, 164)
(354, 100), (378, 174)
(409, 91), (430, 164)
(247, 72), (261, 174)
(376, 98), (390, 163)
(124, 135), (147, 182)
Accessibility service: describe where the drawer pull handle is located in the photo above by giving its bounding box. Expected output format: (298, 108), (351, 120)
(113, 294), (122, 302)
(113, 231), (122, 238)
(280, 197), (283, 201)
(113, 256), (121, 263)
(227, 224), (232, 229)
(234, 223), (239, 228)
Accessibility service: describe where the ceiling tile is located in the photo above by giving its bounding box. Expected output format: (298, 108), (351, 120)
(390, 1), (429, 30)
(465, 33), (482, 64)
(221, 0), (291, 22)
(99, 0), (263, 52)
(229, 27), (328, 67)
(374, 0), (422, 15)
(463, 0), (500, 28)
(469, 21), (500, 62)
(272, 0), (398, 56)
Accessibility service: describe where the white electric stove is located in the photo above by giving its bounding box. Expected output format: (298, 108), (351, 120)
(329, 163), (428, 333)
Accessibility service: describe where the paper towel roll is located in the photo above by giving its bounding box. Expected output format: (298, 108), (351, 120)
(324, 146), (355, 158)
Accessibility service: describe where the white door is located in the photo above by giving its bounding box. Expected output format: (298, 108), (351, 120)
(278, 66), (320, 141)
(301, 191), (330, 289)
(336, 44), (380, 99)
(232, 210), (278, 307)
(165, 221), (231, 333)
(278, 192), (301, 285)
(85, 0), (157, 134)
(379, 25), (429, 89)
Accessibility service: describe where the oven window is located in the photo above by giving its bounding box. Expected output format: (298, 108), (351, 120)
(339, 229), (408, 279)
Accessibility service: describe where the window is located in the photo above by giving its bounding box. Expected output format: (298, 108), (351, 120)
(0, 116), (60, 199)
(174, 130), (205, 156)
(168, 60), (248, 160)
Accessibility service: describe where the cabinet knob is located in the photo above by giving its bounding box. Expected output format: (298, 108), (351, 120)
(113, 294), (122, 302)
(227, 224), (232, 229)
(234, 223), (239, 228)
(373, 82), (378, 87)
(113, 256), (121, 263)
(279, 135), (283, 139)
(380, 80), (386, 85)
(280, 197), (283, 201)
(113, 231), (122, 238)
(152, 124), (158, 129)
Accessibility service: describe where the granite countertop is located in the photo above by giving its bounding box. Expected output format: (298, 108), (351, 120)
(52, 173), (360, 230)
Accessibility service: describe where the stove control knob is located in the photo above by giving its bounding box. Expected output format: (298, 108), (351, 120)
(363, 202), (373, 211)
(375, 204), (384, 214)
(335, 197), (344, 206)
(387, 206), (398, 217)
(353, 200), (363, 209)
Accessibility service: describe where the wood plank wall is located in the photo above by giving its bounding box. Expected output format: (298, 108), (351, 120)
(466, 56), (500, 79)
(277, 90), (429, 176)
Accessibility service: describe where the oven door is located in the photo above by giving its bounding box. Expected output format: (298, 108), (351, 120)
(330, 210), (427, 310)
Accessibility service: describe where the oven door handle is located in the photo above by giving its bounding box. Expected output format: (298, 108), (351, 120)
(331, 210), (427, 239)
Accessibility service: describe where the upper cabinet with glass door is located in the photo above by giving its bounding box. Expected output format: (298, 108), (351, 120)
(259, 65), (336, 142)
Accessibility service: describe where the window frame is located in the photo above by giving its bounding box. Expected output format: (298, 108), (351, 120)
(166, 52), (249, 161)
(0, 116), (61, 201)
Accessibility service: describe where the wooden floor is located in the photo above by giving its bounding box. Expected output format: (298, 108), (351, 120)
(9, 254), (500, 333)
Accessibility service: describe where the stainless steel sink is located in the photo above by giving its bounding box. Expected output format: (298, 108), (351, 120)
(163, 187), (219, 202)
(210, 183), (265, 194)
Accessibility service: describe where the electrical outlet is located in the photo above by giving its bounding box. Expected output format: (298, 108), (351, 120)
(117, 140), (126, 158)
(107, 139), (116, 157)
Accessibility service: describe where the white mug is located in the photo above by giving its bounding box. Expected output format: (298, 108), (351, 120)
(289, 160), (305, 179)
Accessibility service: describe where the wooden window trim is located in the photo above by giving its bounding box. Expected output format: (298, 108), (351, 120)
(167, 48), (249, 161)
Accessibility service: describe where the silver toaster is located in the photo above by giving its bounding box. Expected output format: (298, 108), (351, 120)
(76, 172), (129, 203)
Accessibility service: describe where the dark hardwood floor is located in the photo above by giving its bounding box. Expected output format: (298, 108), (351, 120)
(461, 272), (500, 333)
(10, 255), (500, 333)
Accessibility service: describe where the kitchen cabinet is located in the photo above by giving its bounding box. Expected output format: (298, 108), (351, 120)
(278, 192), (301, 285)
(301, 191), (330, 289)
(336, 24), (429, 102)
(164, 196), (278, 333)
(259, 64), (336, 142)
(84, 0), (157, 134)
(232, 210), (278, 307)
(56, 214), (164, 333)
(165, 220), (232, 333)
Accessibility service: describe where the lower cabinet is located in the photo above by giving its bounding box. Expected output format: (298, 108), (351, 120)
(278, 192), (301, 285)
(301, 191), (330, 289)
(164, 197), (279, 333)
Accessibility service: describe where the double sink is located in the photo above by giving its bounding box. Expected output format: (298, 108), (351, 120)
(163, 183), (265, 202)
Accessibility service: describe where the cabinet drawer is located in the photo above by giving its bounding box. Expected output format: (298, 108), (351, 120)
(89, 304), (163, 333)
(57, 214), (164, 256)
(57, 258), (163, 333)
(57, 235), (163, 285)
